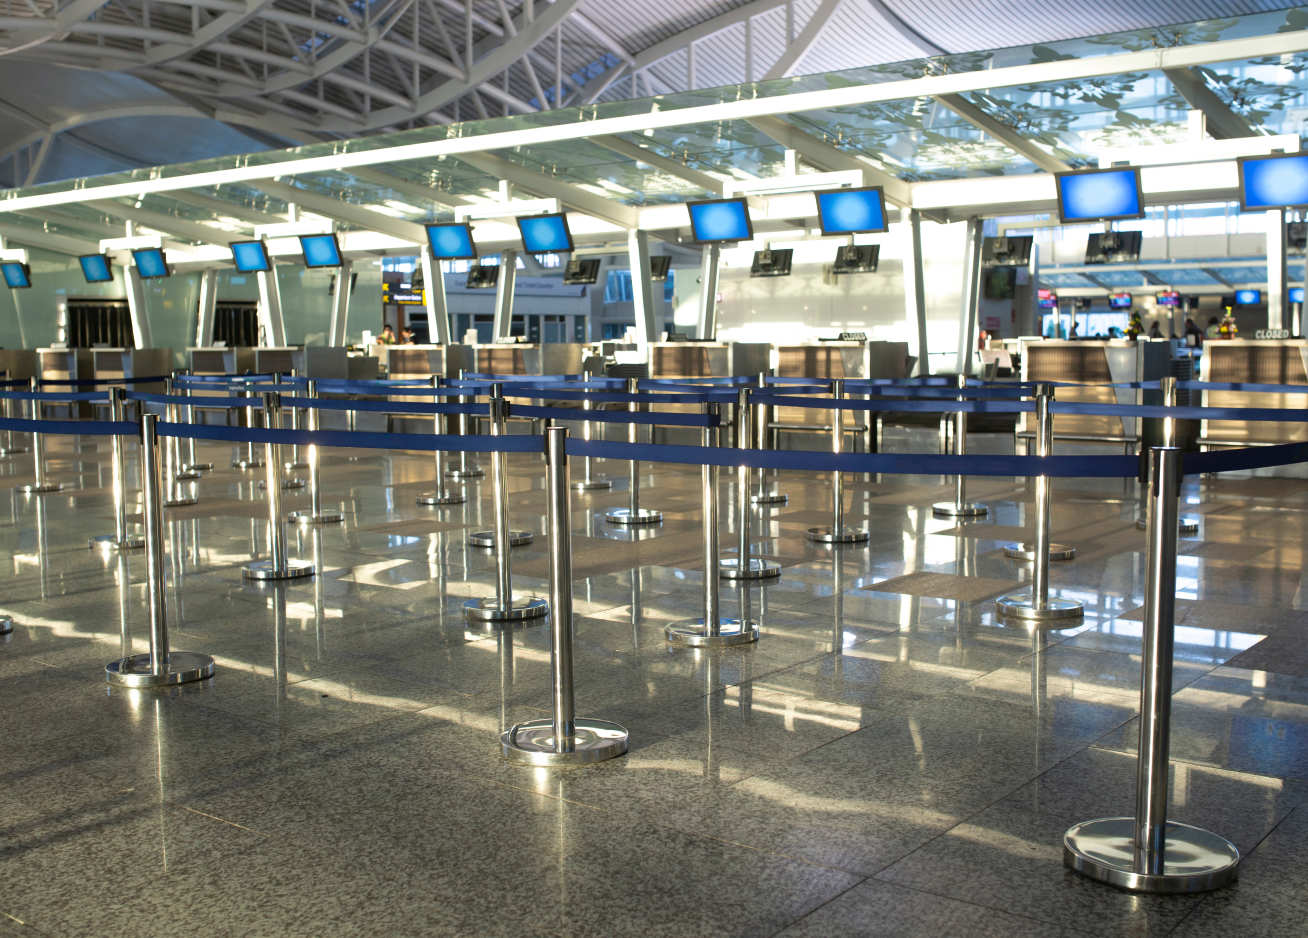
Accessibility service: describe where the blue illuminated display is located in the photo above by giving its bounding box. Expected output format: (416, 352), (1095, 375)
(1291, 287), (1304, 303)
(426, 223), (477, 259)
(299, 233), (342, 268)
(1, 262), (30, 288)
(687, 198), (753, 243)
(1234, 289), (1261, 305)
(516, 214), (573, 253)
(230, 240), (271, 273)
(1055, 168), (1144, 223)
(132, 248), (169, 279)
(79, 254), (112, 283)
(1108, 292), (1132, 309)
(1239, 154), (1308, 210)
(816, 187), (888, 234)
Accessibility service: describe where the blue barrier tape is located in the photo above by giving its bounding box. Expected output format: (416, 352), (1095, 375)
(175, 373), (276, 384)
(0, 417), (136, 436)
(1179, 380), (1308, 394)
(315, 383), (481, 397)
(758, 393), (1033, 415)
(1051, 401), (1308, 422)
(155, 421), (542, 454)
(0, 389), (108, 403)
(281, 396), (488, 417)
(126, 391), (251, 408)
(1184, 441), (1308, 475)
(505, 386), (733, 405)
(510, 403), (716, 427)
(37, 375), (169, 387)
(640, 376), (754, 388)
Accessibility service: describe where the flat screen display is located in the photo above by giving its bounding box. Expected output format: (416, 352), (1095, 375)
(132, 248), (169, 279)
(1037, 288), (1057, 309)
(1155, 291), (1181, 307)
(1291, 287), (1305, 303)
(299, 233), (342, 268)
(687, 198), (752, 243)
(79, 254), (113, 283)
(230, 240), (271, 273)
(425, 223), (477, 259)
(1235, 288), (1261, 305)
(816, 187), (888, 234)
(516, 213), (573, 253)
(1109, 292), (1132, 309)
(1055, 167), (1145, 223)
(1239, 153), (1308, 210)
(1, 262), (31, 289)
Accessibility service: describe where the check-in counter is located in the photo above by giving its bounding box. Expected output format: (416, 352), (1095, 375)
(471, 342), (585, 376)
(648, 342), (770, 379)
(189, 346), (351, 379)
(1018, 338), (1170, 452)
(0, 349), (38, 382)
(380, 344), (475, 381)
(773, 341), (910, 441)
(189, 347), (256, 376)
(36, 347), (93, 417)
(91, 347), (172, 390)
(1200, 339), (1308, 447)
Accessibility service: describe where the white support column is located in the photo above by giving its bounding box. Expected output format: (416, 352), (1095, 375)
(196, 269), (218, 347)
(124, 266), (153, 349)
(419, 247), (452, 344)
(256, 264), (287, 347)
(955, 216), (984, 376)
(628, 229), (657, 347)
(696, 242), (720, 340)
(904, 210), (929, 376)
(493, 249), (518, 340)
(1267, 209), (1286, 331)
(328, 260), (353, 346)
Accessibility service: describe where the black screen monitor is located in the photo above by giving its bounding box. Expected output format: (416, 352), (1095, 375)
(832, 244), (880, 275)
(982, 265), (1016, 300)
(750, 248), (792, 278)
(1155, 291), (1181, 308)
(79, 254), (113, 284)
(299, 233), (343, 268)
(1055, 167), (1145, 223)
(982, 235), (1033, 266)
(1085, 230), (1143, 264)
(649, 256), (671, 281)
(466, 264), (500, 289)
(1109, 292), (1132, 309)
(562, 258), (601, 285)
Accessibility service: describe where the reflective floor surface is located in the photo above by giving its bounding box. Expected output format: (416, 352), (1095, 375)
(0, 426), (1305, 936)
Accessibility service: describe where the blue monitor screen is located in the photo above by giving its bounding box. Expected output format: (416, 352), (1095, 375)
(1291, 287), (1305, 303)
(688, 198), (753, 243)
(299, 233), (342, 268)
(230, 240), (271, 273)
(79, 254), (113, 283)
(1, 262), (30, 289)
(516, 214), (573, 253)
(1239, 154), (1308, 210)
(426, 223), (477, 259)
(132, 248), (169, 279)
(1235, 289), (1261, 305)
(1055, 168), (1144, 222)
(1109, 292), (1132, 309)
(817, 187), (888, 234)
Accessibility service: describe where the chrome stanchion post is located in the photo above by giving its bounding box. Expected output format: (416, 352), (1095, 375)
(161, 378), (197, 508)
(934, 373), (987, 518)
(266, 373), (305, 491)
(18, 378), (61, 494)
(465, 384), (546, 623)
(1005, 384), (1075, 563)
(106, 412), (215, 687)
(446, 369), (483, 480)
(502, 425), (628, 764)
(722, 386), (779, 579)
(180, 371), (212, 473)
(572, 370), (612, 492)
(997, 385), (1083, 624)
(0, 369), (26, 457)
(243, 393), (314, 581)
(90, 387), (145, 550)
(167, 376), (200, 483)
(284, 369), (308, 470)
(289, 380), (343, 525)
(807, 379), (868, 544)
(1136, 377), (1199, 537)
(232, 385), (264, 470)
(417, 376), (465, 506)
(667, 404), (759, 647)
(1064, 446), (1239, 893)
(751, 371), (787, 506)
(606, 377), (661, 525)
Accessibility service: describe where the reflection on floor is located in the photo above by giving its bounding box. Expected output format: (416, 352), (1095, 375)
(0, 427), (1305, 936)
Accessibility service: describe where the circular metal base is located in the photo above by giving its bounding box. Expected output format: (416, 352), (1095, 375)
(605, 507), (663, 525)
(665, 617), (759, 647)
(163, 495), (198, 508)
(446, 467), (483, 480)
(0, 615), (12, 635)
(17, 482), (62, 494)
(417, 490), (465, 506)
(501, 718), (629, 766)
(806, 526), (870, 544)
(231, 458), (264, 470)
(750, 492), (789, 506)
(1064, 817), (1239, 894)
(284, 460), (309, 471)
(105, 651), (215, 688)
(719, 557), (781, 580)
(89, 533), (146, 551)
(175, 469), (201, 482)
(0, 446), (29, 457)
(1003, 542), (1077, 562)
(288, 510), (343, 525)
(242, 559), (315, 581)
(184, 462), (213, 473)
(996, 593), (1084, 624)
(468, 530), (533, 549)
(933, 501), (989, 518)
(463, 596), (549, 623)
(260, 478), (306, 491)
(572, 478), (613, 492)
(1136, 517), (1200, 536)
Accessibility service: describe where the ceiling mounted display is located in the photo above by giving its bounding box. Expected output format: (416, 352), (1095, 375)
(298, 233), (343, 268)
(816, 187), (888, 235)
(426, 222), (477, 260)
(687, 198), (753, 243)
(517, 213), (573, 254)
(1055, 167), (1145, 223)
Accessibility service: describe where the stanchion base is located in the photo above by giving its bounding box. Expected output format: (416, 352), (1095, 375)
(288, 510), (343, 525)
(468, 530), (533, 549)
(175, 469), (201, 482)
(231, 458), (264, 470)
(1063, 817), (1239, 894)
(933, 501), (989, 518)
(572, 479), (613, 492)
(284, 460), (309, 471)
(719, 557), (781, 580)
(242, 559), (315, 581)
(1135, 517), (1200, 536)
(605, 507), (663, 525)
(183, 462), (213, 473)
(995, 593), (1084, 624)
(163, 495), (198, 508)
(666, 617), (759, 647)
(502, 718), (629, 766)
(463, 596), (549, 623)
(260, 478), (306, 491)
(17, 482), (62, 494)
(750, 492), (789, 506)
(0, 446), (29, 457)
(806, 526), (870, 544)
(0, 616), (12, 635)
(105, 651), (215, 688)
(89, 533), (146, 551)
(417, 490), (465, 506)
(1003, 542), (1077, 562)
(446, 467), (484, 480)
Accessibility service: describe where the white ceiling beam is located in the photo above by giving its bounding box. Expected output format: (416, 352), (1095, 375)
(1162, 66), (1255, 140)
(254, 179), (428, 243)
(0, 223), (100, 256)
(143, 0), (278, 66)
(747, 116), (911, 205)
(591, 135), (725, 196)
(934, 92), (1073, 174)
(453, 151), (638, 229)
(86, 199), (253, 244)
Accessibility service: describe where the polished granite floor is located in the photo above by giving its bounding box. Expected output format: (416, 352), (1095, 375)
(0, 425), (1306, 937)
